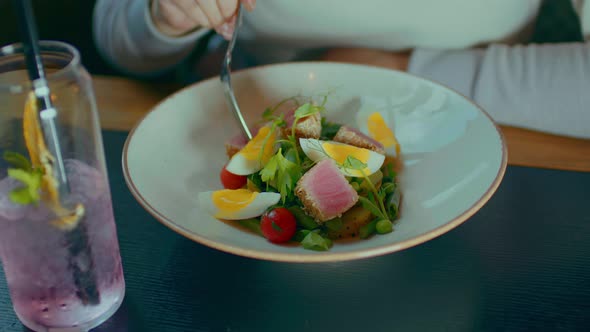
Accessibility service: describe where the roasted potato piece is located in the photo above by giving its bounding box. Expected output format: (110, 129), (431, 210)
(326, 205), (374, 239)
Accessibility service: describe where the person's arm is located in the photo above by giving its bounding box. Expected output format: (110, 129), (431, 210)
(408, 41), (590, 139)
(92, 0), (210, 77)
(324, 2), (590, 139)
(93, 0), (255, 77)
(409, 0), (590, 139)
(323, 43), (590, 139)
(325, 43), (590, 139)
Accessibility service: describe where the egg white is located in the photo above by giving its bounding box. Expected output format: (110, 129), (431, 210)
(355, 104), (399, 156)
(226, 128), (278, 176)
(198, 190), (281, 220)
(226, 153), (263, 176)
(299, 138), (385, 177)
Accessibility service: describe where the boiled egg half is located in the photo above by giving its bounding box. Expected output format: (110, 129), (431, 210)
(226, 126), (278, 175)
(356, 107), (401, 156)
(198, 189), (280, 220)
(299, 138), (385, 177)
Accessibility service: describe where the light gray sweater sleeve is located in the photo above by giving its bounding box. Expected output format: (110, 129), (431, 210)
(408, 42), (590, 139)
(92, 0), (210, 76)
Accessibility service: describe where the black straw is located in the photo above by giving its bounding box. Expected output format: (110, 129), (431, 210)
(11, 0), (100, 306)
(12, 0), (69, 192)
(12, 0), (52, 110)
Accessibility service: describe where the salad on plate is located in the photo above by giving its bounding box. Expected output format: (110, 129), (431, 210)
(198, 96), (402, 251)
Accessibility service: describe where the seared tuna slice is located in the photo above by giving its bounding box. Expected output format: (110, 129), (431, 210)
(295, 159), (358, 222)
(333, 126), (385, 154)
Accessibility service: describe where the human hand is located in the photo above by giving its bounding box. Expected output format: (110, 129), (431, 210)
(151, 0), (256, 39)
(321, 48), (411, 71)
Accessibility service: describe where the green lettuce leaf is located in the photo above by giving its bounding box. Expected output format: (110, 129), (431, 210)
(301, 232), (332, 251)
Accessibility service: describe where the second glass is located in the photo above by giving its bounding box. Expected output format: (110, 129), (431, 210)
(0, 41), (125, 331)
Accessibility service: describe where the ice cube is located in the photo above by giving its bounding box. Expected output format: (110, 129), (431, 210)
(65, 159), (107, 201)
(0, 176), (28, 221)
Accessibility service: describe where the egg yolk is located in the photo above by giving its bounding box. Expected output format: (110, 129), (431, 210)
(239, 126), (276, 163)
(322, 142), (370, 166)
(212, 189), (258, 218)
(367, 112), (400, 155)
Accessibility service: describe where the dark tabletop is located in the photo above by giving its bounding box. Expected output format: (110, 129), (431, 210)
(1, 130), (590, 332)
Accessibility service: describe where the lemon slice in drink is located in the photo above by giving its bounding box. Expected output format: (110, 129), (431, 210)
(23, 92), (85, 230)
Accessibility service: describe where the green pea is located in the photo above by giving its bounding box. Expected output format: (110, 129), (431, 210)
(376, 219), (393, 234)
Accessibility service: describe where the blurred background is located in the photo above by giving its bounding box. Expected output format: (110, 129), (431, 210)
(0, 0), (583, 80)
(0, 0), (117, 75)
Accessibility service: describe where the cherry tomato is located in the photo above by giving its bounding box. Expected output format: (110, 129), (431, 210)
(260, 208), (297, 243)
(220, 165), (247, 189)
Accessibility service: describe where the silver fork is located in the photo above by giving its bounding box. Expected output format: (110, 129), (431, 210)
(220, 4), (253, 140)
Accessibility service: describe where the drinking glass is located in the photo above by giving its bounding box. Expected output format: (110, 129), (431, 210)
(0, 41), (125, 331)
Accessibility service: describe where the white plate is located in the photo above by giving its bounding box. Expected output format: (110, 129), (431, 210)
(123, 62), (507, 262)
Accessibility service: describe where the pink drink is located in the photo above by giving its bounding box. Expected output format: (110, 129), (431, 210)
(0, 159), (125, 331)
